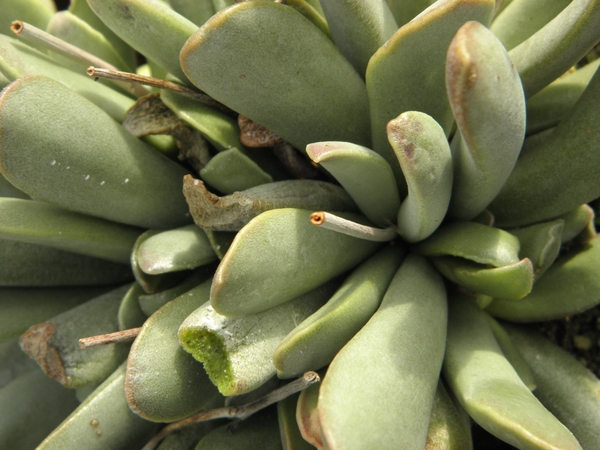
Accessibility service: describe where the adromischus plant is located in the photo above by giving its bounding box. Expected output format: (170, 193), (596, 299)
(0, 0), (599, 449)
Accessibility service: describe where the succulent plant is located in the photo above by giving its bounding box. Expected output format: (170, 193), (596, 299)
(1, 0), (600, 449)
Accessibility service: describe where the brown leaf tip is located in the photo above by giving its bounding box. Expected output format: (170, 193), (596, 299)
(19, 323), (67, 385)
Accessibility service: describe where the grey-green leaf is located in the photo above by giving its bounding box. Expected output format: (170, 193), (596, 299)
(0, 76), (192, 229)
(181, 1), (371, 151)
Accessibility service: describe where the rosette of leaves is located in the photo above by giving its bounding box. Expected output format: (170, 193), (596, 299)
(1, 0), (600, 449)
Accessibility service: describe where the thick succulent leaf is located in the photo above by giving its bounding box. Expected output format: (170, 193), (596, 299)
(508, 0), (600, 98)
(387, 111), (453, 241)
(161, 90), (243, 151)
(486, 235), (600, 321)
(37, 363), (160, 450)
(137, 267), (214, 316)
(508, 220), (563, 280)
(125, 278), (223, 422)
(154, 422), (219, 450)
(135, 224), (217, 275)
(318, 254), (447, 450)
(179, 283), (334, 396)
(366, 0), (495, 189)
(504, 325), (600, 450)
(184, 177), (357, 231)
(0, 0), (54, 38)
(68, 0), (137, 69)
(0, 369), (79, 450)
(0, 35), (134, 122)
(526, 60), (600, 135)
(425, 381), (473, 450)
(0, 198), (141, 264)
(433, 256), (533, 300)
(306, 141), (400, 226)
(278, 393), (315, 450)
(0, 286), (110, 340)
(416, 222), (521, 267)
(0, 239), (132, 287)
(284, 0), (332, 40)
(490, 0), (571, 51)
(319, 0), (397, 76)
(0, 76), (192, 229)
(557, 204), (595, 243)
(19, 285), (131, 389)
(443, 295), (582, 450)
(181, 1), (371, 151)
(202, 229), (236, 260)
(117, 282), (147, 330)
(210, 208), (381, 317)
(195, 407), (282, 450)
(199, 148), (274, 194)
(274, 245), (405, 378)
(485, 315), (536, 391)
(385, 0), (437, 28)
(131, 230), (188, 294)
(86, 0), (198, 82)
(47, 11), (135, 72)
(297, 382), (324, 449)
(446, 21), (525, 220)
(168, 0), (216, 27)
(489, 65), (600, 227)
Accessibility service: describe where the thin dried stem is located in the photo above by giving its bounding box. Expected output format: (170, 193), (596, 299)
(87, 67), (236, 116)
(11, 21), (148, 97)
(310, 211), (397, 242)
(79, 327), (141, 349)
(142, 371), (320, 450)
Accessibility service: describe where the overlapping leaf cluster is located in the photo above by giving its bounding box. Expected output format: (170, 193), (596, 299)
(1, 0), (600, 449)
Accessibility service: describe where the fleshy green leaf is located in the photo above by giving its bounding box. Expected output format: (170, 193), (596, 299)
(306, 141), (400, 226)
(210, 208), (380, 317)
(387, 111), (453, 241)
(181, 1), (371, 151)
(446, 21), (525, 220)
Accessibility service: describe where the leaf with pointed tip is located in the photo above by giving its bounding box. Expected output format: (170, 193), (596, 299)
(118, 282), (147, 330)
(37, 363), (160, 450)
(443, 295), (582, 450)
(179, 283), (334, 396)
(387, 111), (453, 241)
(210, 208), (381, 317)
(0, 239), (132, 287)
(490, 0), (571, 51)
(306, 142), (399, 226)
(319, 0), (397, 76)
(274, 245), (405, 378)
(0, 76), (192, 229)
(87, 0), (198, 82)
(489, 65), (600, 227)
(446, 21), (525, 220)
(525, 60), (600, 135)
(508, 0), (600, 97)
(417, 222), (521, 267)
(504, 325), (600, 450)
(136, 224), (217, 275)
(486, 235), (600, 321)
(0, 35), (135, 121)
(181, 1), (371, 151)
(433, 256), (533, 300)
(318, 254), (447, 450)
(556, 204), (595, 244)
(0, 198), (142, 264)
(125, 278), (223, 422)
(184, 176), (357, 231)
(366, 0), (495, 190)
